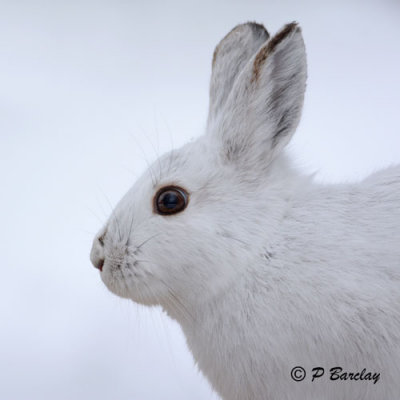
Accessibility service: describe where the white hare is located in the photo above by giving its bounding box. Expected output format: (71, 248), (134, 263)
(90, 22), (400, 400)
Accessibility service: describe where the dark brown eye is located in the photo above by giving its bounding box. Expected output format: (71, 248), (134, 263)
(154, 186), (189, 215)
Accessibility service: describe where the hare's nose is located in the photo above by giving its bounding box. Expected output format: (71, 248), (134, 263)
(90, 235), (105, 271)
(94, 257), (104, 271)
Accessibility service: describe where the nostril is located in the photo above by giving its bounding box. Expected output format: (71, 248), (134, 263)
(95, 258), (104, 271)
(98, 235), (105, 247)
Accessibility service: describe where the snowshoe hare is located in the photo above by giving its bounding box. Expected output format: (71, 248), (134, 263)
(90, 22), (400, 400)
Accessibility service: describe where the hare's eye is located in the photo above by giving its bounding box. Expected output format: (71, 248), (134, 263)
(154, 186), (189, 215)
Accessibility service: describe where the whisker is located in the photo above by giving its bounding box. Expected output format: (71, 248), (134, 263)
(160, 111), (175, 155)
(158, 112), (176, 177)
(135, 233), (162, 251)
(157, 277), (194, 323)
(120, 268), (132, 297)
(100, 190), (122, 242)
(127, 207), (136, 245)
(121, 164), (140, 180)
(93, 188), (111, 219)
(152, 106), (161, 162)
(167, 148), (174, 177)
(141, 125), (163, 184)
(129, 132), (157, 187)
(85, 205), (105, 225)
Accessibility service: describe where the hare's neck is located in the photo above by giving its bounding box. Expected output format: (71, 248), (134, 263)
(286, 181), (361, 250)
(285, 178), (389, 255)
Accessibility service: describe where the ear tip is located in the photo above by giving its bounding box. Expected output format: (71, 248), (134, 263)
(226, 21), (270, 43)
(251, 21), (306, 84)
(212, 22), (270, 68)
(269, 21), (304, 51)
(244, 21), (270, 39)
(285, 21), (303, 37)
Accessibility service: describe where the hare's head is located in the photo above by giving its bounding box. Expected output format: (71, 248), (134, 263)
(90, 22), (307, 314)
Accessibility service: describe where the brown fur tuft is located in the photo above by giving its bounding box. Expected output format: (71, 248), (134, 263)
(251, 22), (299, 83)
(212, 22), (268, 69)
(212, 25), (242, 68)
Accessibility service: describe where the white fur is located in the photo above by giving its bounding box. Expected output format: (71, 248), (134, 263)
(90, 22), (400, 400)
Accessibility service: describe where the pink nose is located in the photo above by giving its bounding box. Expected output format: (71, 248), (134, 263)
(94, 258), (104, 271)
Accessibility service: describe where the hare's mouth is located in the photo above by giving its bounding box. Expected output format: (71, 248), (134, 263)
(100, 257), (162, 307)
(100, 260), (133, 299)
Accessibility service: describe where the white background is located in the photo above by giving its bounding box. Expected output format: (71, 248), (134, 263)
(1, 1), (399, 399)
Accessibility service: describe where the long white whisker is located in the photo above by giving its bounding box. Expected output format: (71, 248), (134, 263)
(157, 277), (194, 323)
(100, 189), (122, 242)
(129, 132), (157, 187)
(135, 233), (162, 251)
(142, 124), (163, 184)
(127, 208), (136, 245)
(85, 205), (105, 225)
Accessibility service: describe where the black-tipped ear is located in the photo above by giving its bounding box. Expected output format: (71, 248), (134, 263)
(209, 23), (307, 173)
(208, 22), (269, 125)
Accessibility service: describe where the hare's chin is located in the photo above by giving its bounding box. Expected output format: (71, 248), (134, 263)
(100, 265), (133, 299)
(104, 279), (132, 300)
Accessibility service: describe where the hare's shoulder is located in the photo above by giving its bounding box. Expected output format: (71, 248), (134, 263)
(356, 164), (400, 209)
(363, 164), (400, 188)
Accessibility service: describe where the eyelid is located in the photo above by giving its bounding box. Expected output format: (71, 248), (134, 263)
(153, 185), (189, 215)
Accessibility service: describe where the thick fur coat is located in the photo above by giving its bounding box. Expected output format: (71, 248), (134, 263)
(90, 22), (400, 399)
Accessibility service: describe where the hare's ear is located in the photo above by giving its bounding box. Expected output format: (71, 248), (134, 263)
(208, 22), (269, 124)
(209, 23), (307, 172)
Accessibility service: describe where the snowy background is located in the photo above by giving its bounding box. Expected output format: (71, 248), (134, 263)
(1, 1), (400, 399)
